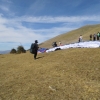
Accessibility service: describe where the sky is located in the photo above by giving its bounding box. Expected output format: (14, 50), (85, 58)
(0, 0), (100, 51)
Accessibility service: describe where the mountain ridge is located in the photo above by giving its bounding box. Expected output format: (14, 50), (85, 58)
(0, 50), (10, 54)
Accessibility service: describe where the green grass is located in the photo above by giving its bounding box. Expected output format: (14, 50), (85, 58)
(0, 48), (100, 100)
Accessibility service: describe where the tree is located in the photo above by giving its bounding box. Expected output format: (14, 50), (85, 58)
(10, 48), (16, 54)
(17, 46), (26, 54)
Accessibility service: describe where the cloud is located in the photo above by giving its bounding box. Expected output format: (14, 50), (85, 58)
(0, 14), (100, 50)
(15, 15), (100, 23)
(27, 0), (49, 15)
(0, 5), (9, 11)
(0, 0), (12, 12)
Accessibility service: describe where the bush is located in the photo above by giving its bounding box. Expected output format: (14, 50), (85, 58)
(17, 46), (26, 54)
(10, 48), (16, 54)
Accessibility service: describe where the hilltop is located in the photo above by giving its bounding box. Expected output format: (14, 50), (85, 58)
(39, 24), (100, 48)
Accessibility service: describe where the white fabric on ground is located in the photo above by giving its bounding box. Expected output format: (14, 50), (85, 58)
(46, 41), (100, 53)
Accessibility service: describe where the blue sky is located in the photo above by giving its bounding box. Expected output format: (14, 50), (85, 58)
(0, 0), (100, 51)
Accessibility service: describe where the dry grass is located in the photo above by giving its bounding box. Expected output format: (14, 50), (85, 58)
(39, 24), (100, 48)
(0, 48), (100, 100)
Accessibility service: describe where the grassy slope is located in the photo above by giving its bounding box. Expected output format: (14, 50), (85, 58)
(0, 48), (100, 100)
(39, 24), (100, 48)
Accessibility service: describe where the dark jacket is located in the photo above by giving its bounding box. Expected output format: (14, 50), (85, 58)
(32, 43), (38, 51)
(30, 43), (38, 54)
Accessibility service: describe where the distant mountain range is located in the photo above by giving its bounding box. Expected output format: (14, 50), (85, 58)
(0, 50), (10, 54)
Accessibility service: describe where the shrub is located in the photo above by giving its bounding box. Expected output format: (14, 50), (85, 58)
(17, 46), (26, 54)
(10, 48), (16, 54)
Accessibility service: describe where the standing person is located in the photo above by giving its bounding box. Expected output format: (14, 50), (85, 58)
(79, 35), (82, 42)
(90, 34), (92, 41)
(97, 32), (99, 40)
(93, 34), (96, 41)
(31, 40), (39, 60)
(99, 32), (100, 40)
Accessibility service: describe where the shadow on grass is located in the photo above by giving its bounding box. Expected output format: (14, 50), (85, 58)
(36, 56), (44, 59)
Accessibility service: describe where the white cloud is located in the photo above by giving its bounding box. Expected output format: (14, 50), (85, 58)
(0, 14), (100, 50)
(0, 5), (9, 11)
(28, 0), (49, 14)
(16, 15), (100, 23)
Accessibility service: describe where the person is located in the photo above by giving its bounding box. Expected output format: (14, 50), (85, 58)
(93, 34), (96, 41)
(52, 42), (57, 47)
(90, 34), (92, 41)
(31, 40), (39, 60)
(99, 32), (100, 40)
(97, 32), (99, 40)
(59, 41), (62, 46)
(79, 35), (82, 42)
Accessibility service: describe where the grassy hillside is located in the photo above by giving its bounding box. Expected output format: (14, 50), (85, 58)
(0, 48), (100, 100)
(39, 24), (100, 48)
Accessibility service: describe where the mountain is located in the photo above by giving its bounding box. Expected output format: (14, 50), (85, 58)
(39, 24), (100, 48)
(0, 50), (10, 54)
